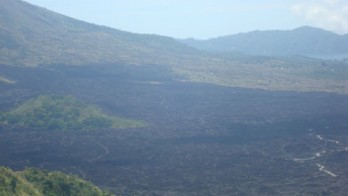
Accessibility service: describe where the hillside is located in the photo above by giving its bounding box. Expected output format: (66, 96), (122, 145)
(0, 0), (201, 66)
(182, 26), (348, 58)
(0, 166), (113, 195)
(0, 95), (146, 131)
(0, 0), (348, 95)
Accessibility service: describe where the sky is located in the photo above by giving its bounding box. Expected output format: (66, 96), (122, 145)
(24, 0), (348, 39)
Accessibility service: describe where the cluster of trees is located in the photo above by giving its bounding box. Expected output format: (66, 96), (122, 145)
(0, 95), (143, 131)
(2, 111), (113, 131)
(0, 166), (113, 196)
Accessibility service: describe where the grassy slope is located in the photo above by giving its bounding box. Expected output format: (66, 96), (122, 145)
(0, 95), (146, 131)
(0, 0), (201, 67)
(0, 166), (113, 196)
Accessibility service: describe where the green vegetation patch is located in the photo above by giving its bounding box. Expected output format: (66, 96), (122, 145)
(0, 166), (113, 196)
(0, 95), (146, 131)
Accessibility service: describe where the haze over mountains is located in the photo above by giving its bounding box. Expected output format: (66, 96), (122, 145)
(1, 0), (348, 95)
(182, 26), (348, 58)
(1, 0), (348, 68)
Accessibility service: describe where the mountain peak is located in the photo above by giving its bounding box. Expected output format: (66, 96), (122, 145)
(294, 26), (322, 31)
(292, 26), (337, 35)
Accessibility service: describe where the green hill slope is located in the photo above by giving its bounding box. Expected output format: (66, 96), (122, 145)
(0, 166), (113, 196)
(0, 0), (201, 67)
(0, 95), (146, 131)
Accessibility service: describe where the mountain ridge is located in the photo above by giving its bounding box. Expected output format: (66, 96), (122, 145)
(182, 26), (348, 58)
(1, 0), (348, 95)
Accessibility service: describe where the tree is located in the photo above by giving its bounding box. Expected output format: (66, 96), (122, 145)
(10, 178), (16, 193)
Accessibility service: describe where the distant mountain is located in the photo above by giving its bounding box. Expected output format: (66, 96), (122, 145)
(0, 0), (200, 66)
(182, 26), (348, 58)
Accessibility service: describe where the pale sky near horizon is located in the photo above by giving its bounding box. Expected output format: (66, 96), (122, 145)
(24, 0), (348, 39)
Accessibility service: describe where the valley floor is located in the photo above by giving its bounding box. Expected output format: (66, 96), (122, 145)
(1, 64), (348, 195)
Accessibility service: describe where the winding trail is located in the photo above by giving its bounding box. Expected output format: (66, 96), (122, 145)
(77, 168), (87, 179)
(316, 163), (337, 177)
(292, 132), (347, 177)
(293, 157), (316, 162)
(315, 150), (326, 158)
(88, 138), (110, 163)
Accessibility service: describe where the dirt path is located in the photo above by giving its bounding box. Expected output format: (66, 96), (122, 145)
(88, 138), (110, 163)
(292, 133), (346, 177)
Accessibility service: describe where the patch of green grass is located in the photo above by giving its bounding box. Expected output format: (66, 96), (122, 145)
(0, 95), (146, 131)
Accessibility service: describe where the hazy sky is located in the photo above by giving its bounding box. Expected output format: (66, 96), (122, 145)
(24, 0), (348, 39)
